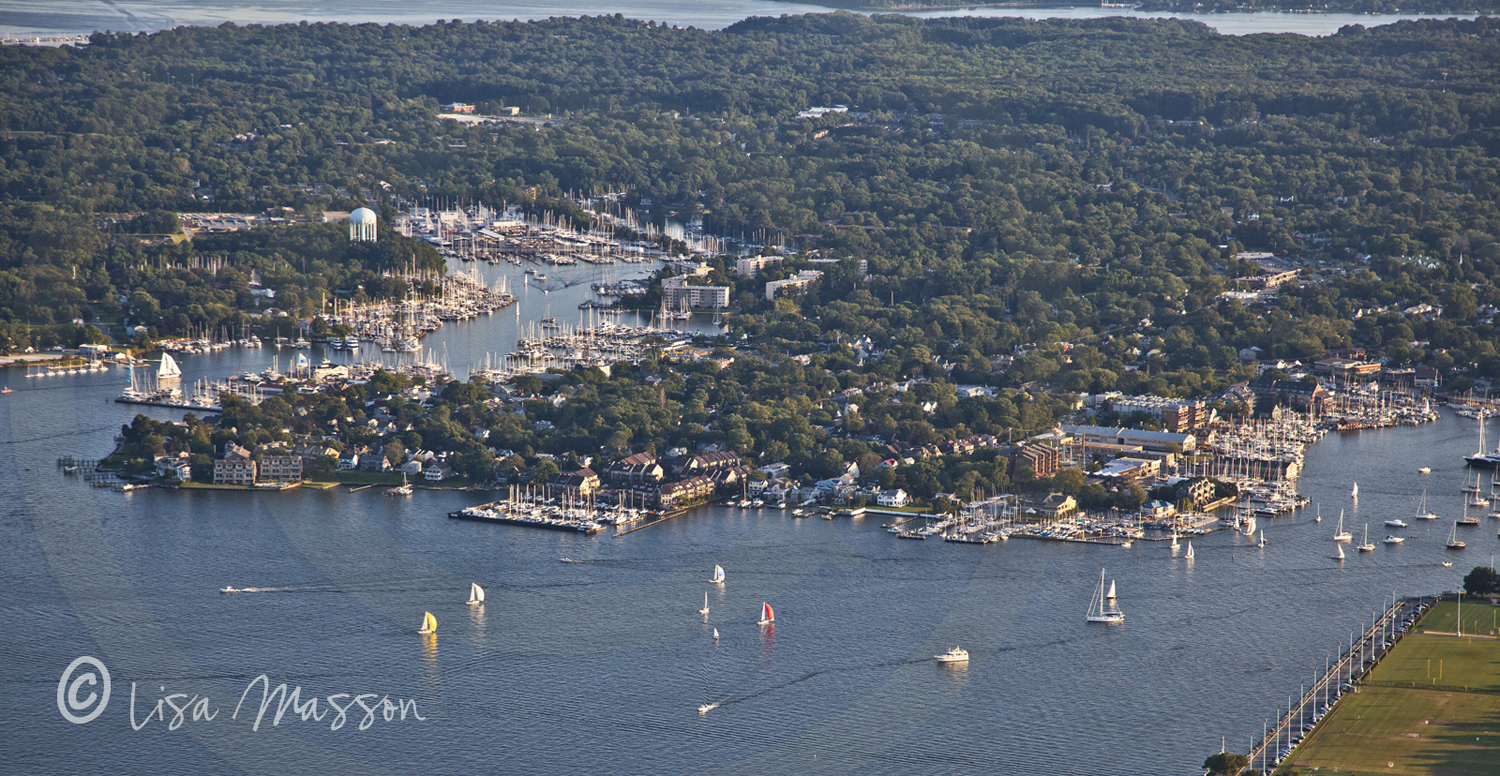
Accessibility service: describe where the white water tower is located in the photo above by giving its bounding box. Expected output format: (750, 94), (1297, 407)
(349, 207), (378, 242)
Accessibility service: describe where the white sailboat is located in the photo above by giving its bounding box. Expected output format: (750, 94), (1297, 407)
(418, 611), (437, 634)
(757, 602), (775, 626)
(1185, 541), (1195, 560)
(1333, 509), (1352, 542)
(699, 591), (710, 616)
(710, 565), (725, 585)
(1242, 514), (1257, 537)
(1315, 504), (1322, 523)
(467, 582), (484, 605)
(1258, 529), (1267, 548)
(157, 352), (182, 381)
(1169, 530), (1180, 551)
(1357, 524), (1375, 552)
(1351, 481), (1358, 501)
(1332, 543), (1345, 561)
(1415, 490), (1437, 520)
(712, 628), (719, 641)
(1086, 568), (1124, 623)
(1106, 580), (1117, 600)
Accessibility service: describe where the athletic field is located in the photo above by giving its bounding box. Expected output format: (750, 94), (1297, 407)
(1277, 602), (1500, 775)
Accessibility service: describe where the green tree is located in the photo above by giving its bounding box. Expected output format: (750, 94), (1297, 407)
(1203, 752), (1249, 776)
(1463, 566), (1500, 596)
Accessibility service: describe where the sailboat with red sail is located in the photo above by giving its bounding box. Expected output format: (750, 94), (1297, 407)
(757, 602), (774, 626)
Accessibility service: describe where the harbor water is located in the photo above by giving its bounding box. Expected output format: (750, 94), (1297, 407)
(0, 280), (1486, 774)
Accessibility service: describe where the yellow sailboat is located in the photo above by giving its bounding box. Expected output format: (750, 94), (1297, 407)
(418, 611), (437, 634)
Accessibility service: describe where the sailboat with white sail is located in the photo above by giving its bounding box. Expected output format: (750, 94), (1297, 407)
(157, 352), (183, 381)
(699, 592), (710, 616)
(1332, 543), (1345, 561)
(1333, 509), (1353, 542)
(467, 583), (484, 606)
(756, 602), (775, 626)
(1357, 523), (1375, 552)
(1351, 481), (1358, 501)
(1447, 521), (1467, 550)
(1258, 529), (1267, 548)
(1086, 568), (1124, 624)
(418, 611), (437, 634)
(1169, 530), (1180, 551)
(1415, 490), (1437, 520)
(1106, 579), (1117, 600)
(710, 565), (725, 585)
(1185, 541), (1195, 561)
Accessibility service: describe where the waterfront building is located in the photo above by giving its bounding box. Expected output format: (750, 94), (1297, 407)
(656, 475), (714, 508)
(257, 455), (303, 482)
(876, 489), (911, 507)
(1247, 378), (1328, 415)
(424, 462), (455, 482)
(660, 277), (730, 309)
(550, 467), (600, 496)
(213, 457), (257, 486)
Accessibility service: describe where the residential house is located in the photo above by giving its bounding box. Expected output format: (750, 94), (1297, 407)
(876, 489), (911, 508)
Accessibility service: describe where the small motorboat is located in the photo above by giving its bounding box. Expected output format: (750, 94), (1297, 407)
(219, 586), (239, 594)
(1418, 466), (1431, 474)
(1385, 519), (1408, 529)
(1382, 535), (1405, 545)
(935, 647), (970, 663)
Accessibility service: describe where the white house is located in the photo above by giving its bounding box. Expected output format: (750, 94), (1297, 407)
(876, 489), (911, 508)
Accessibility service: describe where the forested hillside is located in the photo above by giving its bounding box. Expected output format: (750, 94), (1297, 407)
(1, 14), (1499, 395)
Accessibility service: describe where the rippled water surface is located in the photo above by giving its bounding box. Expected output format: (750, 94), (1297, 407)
(0, 267), (1487, 773)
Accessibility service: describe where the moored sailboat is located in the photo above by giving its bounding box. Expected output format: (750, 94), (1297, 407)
(1357, 523), (1375, 552)
(1447, 521), (1467, 550)
(1333, 509), (1352, 542)
(1415, 490), (1438, 520)
(699, 591), (710, 616)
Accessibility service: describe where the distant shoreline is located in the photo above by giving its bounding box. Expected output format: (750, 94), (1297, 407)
(772, 0), (1497, 14)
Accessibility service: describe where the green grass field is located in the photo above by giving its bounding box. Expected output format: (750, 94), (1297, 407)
(1418, 600), (1500, 639)
(1275, 605), (1500, 776)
